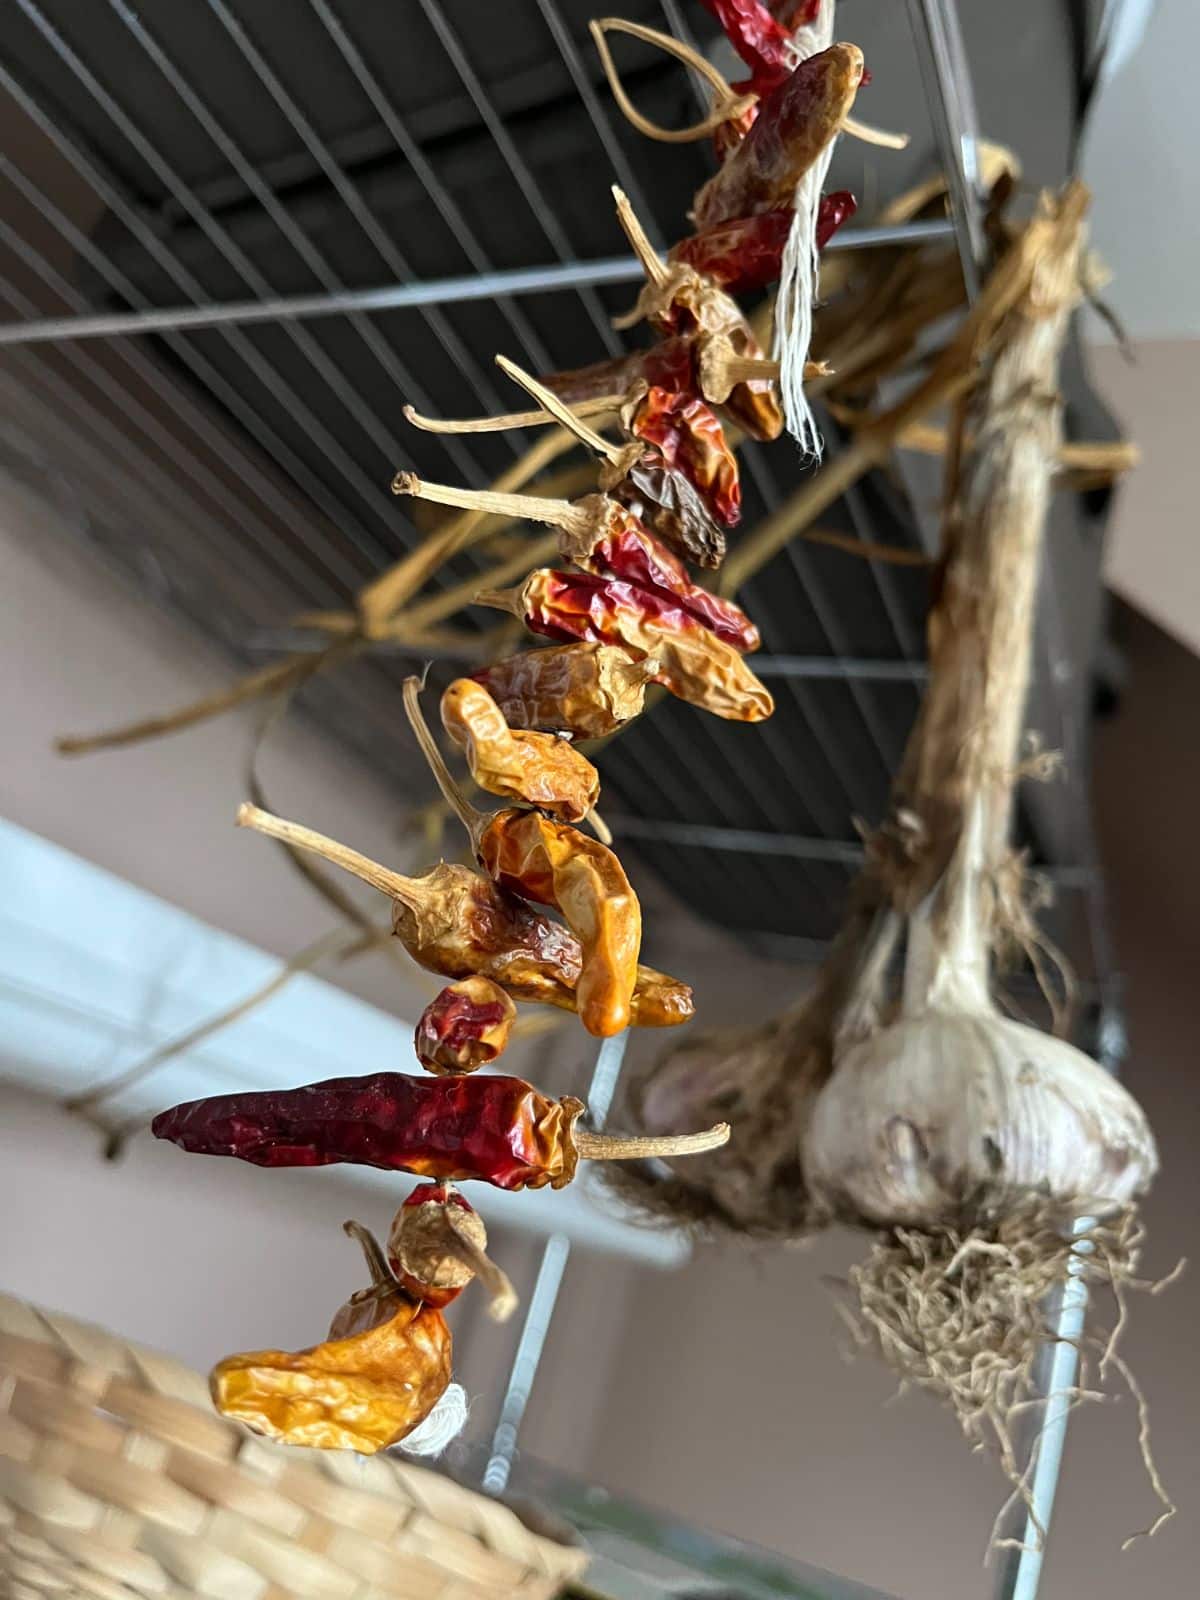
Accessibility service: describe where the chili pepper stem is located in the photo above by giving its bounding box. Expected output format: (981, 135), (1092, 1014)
(236, 802), (431, 909)
(611, 185), (668, 287)
(574, 1121), (731, 1161)
(495, 354), (623, 464)
(841, 113), (910, 151)
(343, 1219), (399, 1292)
(394, 471), (589, 537)
(443, 1208), (519, 1323)
(590, 20), (754, 145)
(402, 676), (488, 849)
(403, 395), (624, 436)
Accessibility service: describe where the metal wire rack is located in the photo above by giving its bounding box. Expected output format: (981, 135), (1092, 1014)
(0, 2), (1126, 1595)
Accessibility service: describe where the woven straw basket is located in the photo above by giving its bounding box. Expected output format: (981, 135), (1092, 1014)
(0, 1292), (589, 1600)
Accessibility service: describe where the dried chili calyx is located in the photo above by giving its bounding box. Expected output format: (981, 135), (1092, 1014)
(475, 643), (656, 739)
(415, 976), (516, 1075)
(440, 676), (599, 823)
(210, 1219), (451, 1454)
(234, 803), (694, 1026)
(477, 569), (774, 723)
(389, 1183), (517, 1320)
(153, 1071), (731, 1190)
(692, 45), (865, 230)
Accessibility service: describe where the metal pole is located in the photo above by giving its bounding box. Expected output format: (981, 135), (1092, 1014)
(0, 222), (956, 347)
(906, 0), (987, 300)
(482, 1029), (630, 1495)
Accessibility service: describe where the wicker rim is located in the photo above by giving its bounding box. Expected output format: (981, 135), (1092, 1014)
(0, 1291), (588, 1599)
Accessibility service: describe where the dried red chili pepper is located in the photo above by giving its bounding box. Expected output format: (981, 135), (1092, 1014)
(402, 679), (642, 1039)
(234, 803), (693, 1027)
(414, 975), (516, 1076)
(440, 676), (599, 822)
(626, 385), (741, 529)
(153, 1071), (730, 1191)
(395, 472), (756, 650)
(668, 191), (856, 293)
(697, 0), (794, 98)
(477, 569), (775, 723)
(388, 1183), (517, 1319)
(692, 44), (864, 230)
(475, 644), (657, 739)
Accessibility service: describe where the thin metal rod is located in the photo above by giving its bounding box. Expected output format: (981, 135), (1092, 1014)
(481, 1231), (571, 1496)
(753, 656), (929, 681)
(482, 1028), (630, 1496)
(906, 0), (987, 299)
(0, 223), (956, 348)
(994, 1219), (1094, 1600)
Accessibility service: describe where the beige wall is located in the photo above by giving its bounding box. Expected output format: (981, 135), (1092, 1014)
(1091, 338), (1200, 660)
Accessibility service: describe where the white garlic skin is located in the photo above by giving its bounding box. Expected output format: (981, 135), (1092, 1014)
(803, 1012), (1158, 1229)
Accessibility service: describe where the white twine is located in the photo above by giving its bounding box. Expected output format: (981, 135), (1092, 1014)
(397, 1382), (470, 1457)
(774, 0), (837, 459)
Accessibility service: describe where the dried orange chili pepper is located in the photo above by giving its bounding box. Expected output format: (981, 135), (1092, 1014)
(154, 1072), (731, 1190)
(440, 677), (599, 822)
(234, 802), (694, 1027)
(475, 643), (657, 739)
(414, 975), (516, 1075)
(209, 1220), (451, 1454)
(404, 679), (641, 1039)
(477, 569), (774, 723)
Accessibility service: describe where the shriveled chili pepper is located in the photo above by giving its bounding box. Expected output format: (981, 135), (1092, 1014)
(403, 679), (641, 1039)
(395, 472), (756, 650)
(477, 569), (775, 723)
(440, 676), (599, 822)
(414, 975), (516, 1076)
(209, 1220), (451, 1454)
(154, 1071), (731, 1190)
(475, 643), (657, 739)
(388, 1184), (517, 1320)
(626, 385), (741, 529)
(692, 45), (864, 230)
(669, 191), (856, 292)
(697, 0), (794, 98)
(492, 355), (736, 566)
(235, 802), (694, 1027)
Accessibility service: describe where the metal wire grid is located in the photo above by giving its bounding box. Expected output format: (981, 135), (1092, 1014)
(0, 0), (1071, 950)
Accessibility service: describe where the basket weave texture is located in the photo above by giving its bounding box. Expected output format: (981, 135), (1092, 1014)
(0, 1292), (588, 1600)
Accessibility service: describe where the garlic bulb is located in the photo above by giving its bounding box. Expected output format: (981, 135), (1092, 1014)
(804, 1010), (1157, 1229)
(805, 798), (1157, 1229)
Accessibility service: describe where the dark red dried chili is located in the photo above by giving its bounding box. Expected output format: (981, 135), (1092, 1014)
(669, 191), (856, 293)
(153, 1072), (729, 1191)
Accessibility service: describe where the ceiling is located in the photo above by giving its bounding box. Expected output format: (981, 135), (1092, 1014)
(0, 0), (1120, 981)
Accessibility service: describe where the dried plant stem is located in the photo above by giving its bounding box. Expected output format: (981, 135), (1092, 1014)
(343, 1220), (397, 1291)
(404, 395), (623, 435)
(895, 418), (1140, 484)
(443, 1209), (519, 1323)
(237, 802), (427, 907)
(495, 354), (628, 466)
(611, 184), (667, 284)
(394, 471), (588, 537)
(590, 21), (754, 145)
(842, 114), (909, 150)
(362, 428), (576, 628)
(575, 1121), (730, 1161)
(64, 924), (357, 1114)
(55, 638), (355, 757)
(401, 676), (486, 848)
(390, 537), (561, 637)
